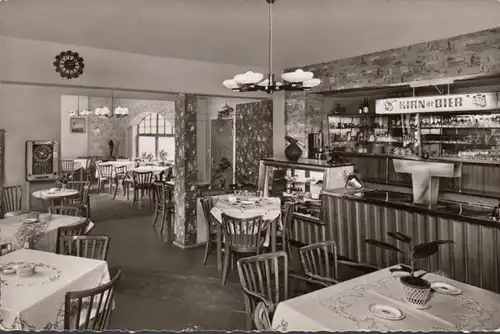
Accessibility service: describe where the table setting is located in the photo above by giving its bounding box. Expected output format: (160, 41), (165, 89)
(0, 213), (93, 252)
(0, 249), (111, 330)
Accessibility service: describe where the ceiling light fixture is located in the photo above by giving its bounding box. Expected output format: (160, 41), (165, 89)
(223, 0), (321, 94)
(68, 96), (92, 116)
(94, 90), (129, 118)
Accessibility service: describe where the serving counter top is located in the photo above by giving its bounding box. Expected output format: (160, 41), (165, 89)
(324, 188), (500, 229)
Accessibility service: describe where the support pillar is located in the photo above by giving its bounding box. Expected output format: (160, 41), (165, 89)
(173, 94), (198, 248)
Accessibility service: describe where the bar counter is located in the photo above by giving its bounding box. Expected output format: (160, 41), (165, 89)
(322, 188), (500, 293)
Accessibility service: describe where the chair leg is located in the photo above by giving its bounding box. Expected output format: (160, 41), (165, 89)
(243, 295), (253, 330)
(203, 232), (212, 265)
(109, 179), (113, 194)
(113, 179), (119, 199)
(160, 207), (167, 234)
(152, 206), (159, 227)
(132, 189), (137, 207)
(222, 247), (231, 286)
(97, 179), (101, 193)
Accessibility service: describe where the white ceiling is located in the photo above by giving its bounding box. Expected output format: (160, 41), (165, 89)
(1, 0), (500, 68)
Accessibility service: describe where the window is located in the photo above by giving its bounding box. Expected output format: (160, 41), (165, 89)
(136, 113), (175, 160)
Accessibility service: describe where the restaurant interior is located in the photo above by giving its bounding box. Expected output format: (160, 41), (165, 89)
(1, 0), (500, 331)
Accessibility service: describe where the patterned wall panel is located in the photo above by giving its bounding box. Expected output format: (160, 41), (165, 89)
(284, 27), (500, 145)
(173, 94), (198, 246)
(235, 100), (273, 187)
(285, 27), (500, 92)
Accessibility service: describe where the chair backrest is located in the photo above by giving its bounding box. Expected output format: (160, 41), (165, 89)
(221, 213), (269, 252)
(56, 220), (90, 254)
(237, 251), (288, 315)
(67, 181), (91, 203)
(253, 302), (272, 330)
(48, 205), (84, 217)
(98, 164), (114, 179)
(299, 240), (339, 285)
(114, 166), (128, 176)
(200, 196), (215, 228)
(3, 185), (23, 213)
(0, 243), (13, 256)
(59, 235), (110, 261)
(61, 160), (75, 173)
(282, 202), (295, 238)
(132, 171), (153, 189)
(64, 269), (122, 330)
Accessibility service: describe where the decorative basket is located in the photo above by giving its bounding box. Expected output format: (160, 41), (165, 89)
(401, 277), (431, 308)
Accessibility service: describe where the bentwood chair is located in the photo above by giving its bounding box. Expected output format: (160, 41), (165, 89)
(66, 181), (92, 218)
(61, 160), (76, 177)
(97, 164), (114, 194)
(253, 302), (272, 330)
(200, 196), (220, 265)
(48, 205), (84, 217)
(59, 235), (110, 261)
(2, 184), (24, 217)
(56, 220), (90, 254)
(275, 202), (295, 259)
(131, 171), (154, 207)
(299, 240), (340, 286)
(152, 182), (175, 235)
(113, 166), (132, 200)
(64, 270), (122, 330)
(221, 213), (269, 285)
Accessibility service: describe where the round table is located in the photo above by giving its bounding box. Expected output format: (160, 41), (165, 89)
(32, 189), (79, 207)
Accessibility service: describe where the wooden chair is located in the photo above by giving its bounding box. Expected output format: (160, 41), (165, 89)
(113, 166), (132, 200)
(0, 243), (13, 256)
(56, 220), (90, 254)
(221, 213), (269, 285)
(299, 240), (340, 286)
(200, 196), (220, 265)
(61, 160), (76, 176)
(275, 202), (295, 259)
(64, 270), (122, 330)
(253, 302), (272, 330)
(66, 181), (91, 218)
(237, 251), (288, 329)
(152, 182), (175, 235)
(131, 171), (154, 207)
(59, 235), (110, 261)
(97, 164), (114, 194)
(3, 184), (24, 217)
(48, 205), (84, 217)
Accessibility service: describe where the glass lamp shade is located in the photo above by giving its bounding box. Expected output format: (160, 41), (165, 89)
(68, 111), (77, 116)
(281, 69), (314, 83)
(80, 109), (92, 116)
(101, 107), (110, 116)
(234, 71), (264, 85)
(94, 108), (102, 116)
(115, 107), (129, 115)
(223, 79), (240, 90)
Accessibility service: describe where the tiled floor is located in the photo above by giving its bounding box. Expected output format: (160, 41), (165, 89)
(88, 192), (247, 330)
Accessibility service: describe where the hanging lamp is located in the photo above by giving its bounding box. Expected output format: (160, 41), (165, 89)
(94, 90), (129, 118)
(223, 0), (321, 94)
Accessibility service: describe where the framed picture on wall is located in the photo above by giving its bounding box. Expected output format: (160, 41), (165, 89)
(70, 117), (86, 133)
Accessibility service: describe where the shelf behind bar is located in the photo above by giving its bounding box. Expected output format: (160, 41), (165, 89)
(331, 150), (500, 167)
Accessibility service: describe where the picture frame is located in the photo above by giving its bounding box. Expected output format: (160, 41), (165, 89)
(70, 117), (86, 133)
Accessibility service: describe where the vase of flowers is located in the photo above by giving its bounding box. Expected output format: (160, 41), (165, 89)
(158, 150), (168, 166)
(365, 232), (454, 309)
(57, 173), (71, 190)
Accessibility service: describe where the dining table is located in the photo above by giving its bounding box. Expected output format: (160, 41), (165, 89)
(0, 213), (94, 252)
(0, 248), (111, 330)
(271, 265), (500, 332)
(32, 188), (80, 207)
(209, 195), (280, 270)
(95, 161), (136, 178)
(130, 165), (171, 177)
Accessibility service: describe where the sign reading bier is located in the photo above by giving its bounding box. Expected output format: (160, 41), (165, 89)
(375, 92), (499, 114)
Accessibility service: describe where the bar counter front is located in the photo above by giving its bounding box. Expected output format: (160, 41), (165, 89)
(322, 186), (500, 293)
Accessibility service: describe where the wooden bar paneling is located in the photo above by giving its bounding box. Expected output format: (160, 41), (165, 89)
(323, 193), (500, 293)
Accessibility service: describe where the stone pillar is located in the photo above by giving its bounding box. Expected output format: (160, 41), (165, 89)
(173, 94), (198, 248)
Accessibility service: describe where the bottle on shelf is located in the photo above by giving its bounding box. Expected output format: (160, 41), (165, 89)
(362, 98), (370, 114)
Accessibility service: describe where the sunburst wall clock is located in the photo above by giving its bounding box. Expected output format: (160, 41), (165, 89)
(53, 50), (84, 79)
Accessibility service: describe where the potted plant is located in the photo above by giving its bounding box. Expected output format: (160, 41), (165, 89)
(365, 232), (454, 308)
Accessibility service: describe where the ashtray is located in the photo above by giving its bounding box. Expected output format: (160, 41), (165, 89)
(1, 264), (18, 275)
(369, 304), (405, 321)
(431, 282), (462, 295)
(17, 263), (36, 278)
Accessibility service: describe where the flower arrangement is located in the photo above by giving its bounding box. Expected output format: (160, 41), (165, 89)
(57, 173), (71, 185)
(140, 152), (154, 161)
(158, 150), (169, 162)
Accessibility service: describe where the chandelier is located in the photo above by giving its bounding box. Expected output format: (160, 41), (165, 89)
(94, 90), (129, 118)
(68, 96), (92, 117)
(223, 0), (320, 94)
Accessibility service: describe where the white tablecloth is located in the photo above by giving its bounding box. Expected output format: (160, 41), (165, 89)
(272, 266), (500, 331)
(0, 214), (94, 252)
(72, 159), (90, 170)
(95, 161), (136, 177)
(131, 165), (171, 176)
(0, 249), (111, 330)
(32, 189), (80, 200)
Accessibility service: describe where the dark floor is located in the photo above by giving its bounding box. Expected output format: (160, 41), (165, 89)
(88, 191), (247, 330)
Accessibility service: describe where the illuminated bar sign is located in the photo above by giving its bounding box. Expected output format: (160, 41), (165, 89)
(375, 92), (499, 114)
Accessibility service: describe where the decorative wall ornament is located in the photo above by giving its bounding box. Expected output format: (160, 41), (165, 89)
(217, 102), (234, 119)
(53, 51), (84, 79)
